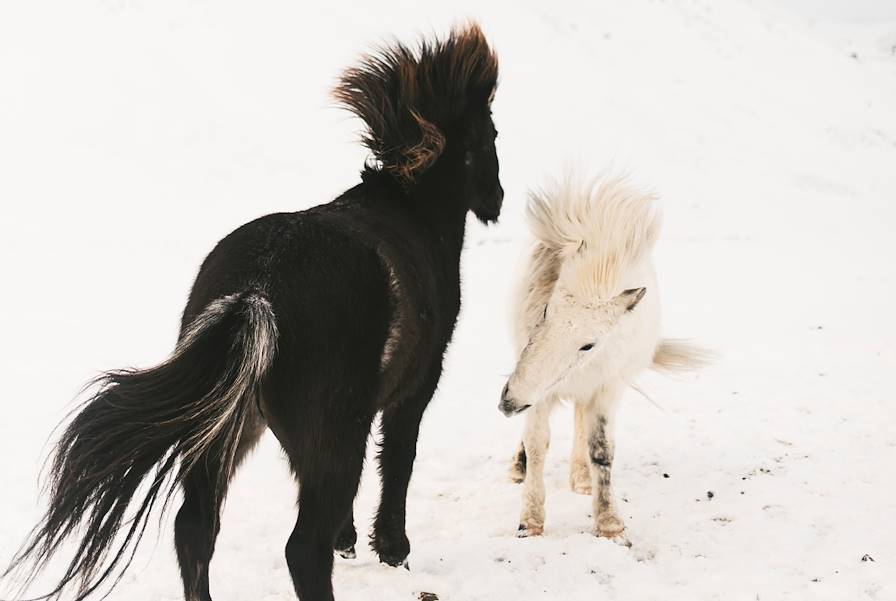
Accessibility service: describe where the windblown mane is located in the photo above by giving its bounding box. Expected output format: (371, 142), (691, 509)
(526, 175), (661, 299)
(333, 23), (498, 185)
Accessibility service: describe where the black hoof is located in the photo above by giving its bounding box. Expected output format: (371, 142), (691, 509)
(378, 553), (410, 569)
(372, 531), (410, 568)
(334, 521), (357, 559)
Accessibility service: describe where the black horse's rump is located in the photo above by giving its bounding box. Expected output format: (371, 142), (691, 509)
(5, 22), (501, 601)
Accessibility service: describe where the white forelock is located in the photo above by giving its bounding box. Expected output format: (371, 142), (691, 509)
(526, 174), (661, 299)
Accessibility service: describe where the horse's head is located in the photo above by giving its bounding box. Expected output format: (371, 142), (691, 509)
(441, 104), (502, 223)
(333, 23), (502, 222)
(499, 286), (646, 416)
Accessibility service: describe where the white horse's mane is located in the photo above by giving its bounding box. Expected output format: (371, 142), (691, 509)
(526, 174), (661, 299)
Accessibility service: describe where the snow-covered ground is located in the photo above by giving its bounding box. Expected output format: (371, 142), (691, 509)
(1, 1), (894, 599)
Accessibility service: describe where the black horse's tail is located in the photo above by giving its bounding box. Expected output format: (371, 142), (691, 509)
(3, 291), (278, 601)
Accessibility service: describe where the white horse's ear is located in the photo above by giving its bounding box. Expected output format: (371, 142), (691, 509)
(614, 287), (646, 312)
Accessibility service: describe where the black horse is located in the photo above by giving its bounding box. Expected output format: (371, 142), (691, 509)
(4, 24), (501, 601)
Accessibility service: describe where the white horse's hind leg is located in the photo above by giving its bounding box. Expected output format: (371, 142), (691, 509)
(570, 403), (591, 494)
(518, 400), (553, 537)
(585, 393), (629, 545)
(508, 441), (526, 483)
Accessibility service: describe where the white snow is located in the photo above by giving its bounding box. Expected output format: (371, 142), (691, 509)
(1, 1), (894, 600)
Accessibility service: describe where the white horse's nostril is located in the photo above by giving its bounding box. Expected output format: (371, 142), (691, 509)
(498, 383), (517, 417)
(499, 381), (531, 417)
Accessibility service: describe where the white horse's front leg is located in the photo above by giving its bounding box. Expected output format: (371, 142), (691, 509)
(569, 403), (592, 494)
(585, 401), (629, 545)
(518, 401), (552, 537)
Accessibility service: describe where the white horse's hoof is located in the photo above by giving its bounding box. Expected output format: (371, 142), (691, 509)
(594, 525), (631, 547)
(517, 522), (544, 537)
(595, 513), (629, 546)
(603, 532), (632, 547)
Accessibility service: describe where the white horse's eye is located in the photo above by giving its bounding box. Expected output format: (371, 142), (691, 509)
(542, 305), (548, 320)
(579, 343), (594, 352)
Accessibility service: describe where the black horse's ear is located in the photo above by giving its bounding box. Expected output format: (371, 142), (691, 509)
(449, 23), (499, 111)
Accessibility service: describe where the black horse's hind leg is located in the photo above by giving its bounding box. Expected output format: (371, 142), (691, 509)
(285, 409), (374, 601)
(371, 376), (437, 568)
(175, 468), (219, 601)
(334, 510), (357, 558)
(174, 417), (264, 601)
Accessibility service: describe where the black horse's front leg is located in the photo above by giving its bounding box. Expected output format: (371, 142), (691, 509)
(371, 386), (433, 568)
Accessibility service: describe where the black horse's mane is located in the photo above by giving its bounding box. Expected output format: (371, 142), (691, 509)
(333, 23), (498, 185)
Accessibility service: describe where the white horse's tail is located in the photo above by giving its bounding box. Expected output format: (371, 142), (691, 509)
(652, 338), (713, 373)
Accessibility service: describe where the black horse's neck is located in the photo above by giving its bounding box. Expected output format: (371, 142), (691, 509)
(410, 171), (468, 253)
(362, 165), (469, 262)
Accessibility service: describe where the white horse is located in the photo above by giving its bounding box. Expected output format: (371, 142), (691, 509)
(499, 174), (703, 543)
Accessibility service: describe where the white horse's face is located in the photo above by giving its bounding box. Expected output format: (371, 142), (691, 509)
(499, 286), (646, 416)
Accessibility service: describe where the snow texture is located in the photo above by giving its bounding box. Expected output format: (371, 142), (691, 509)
(1, 1), (894, 600)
